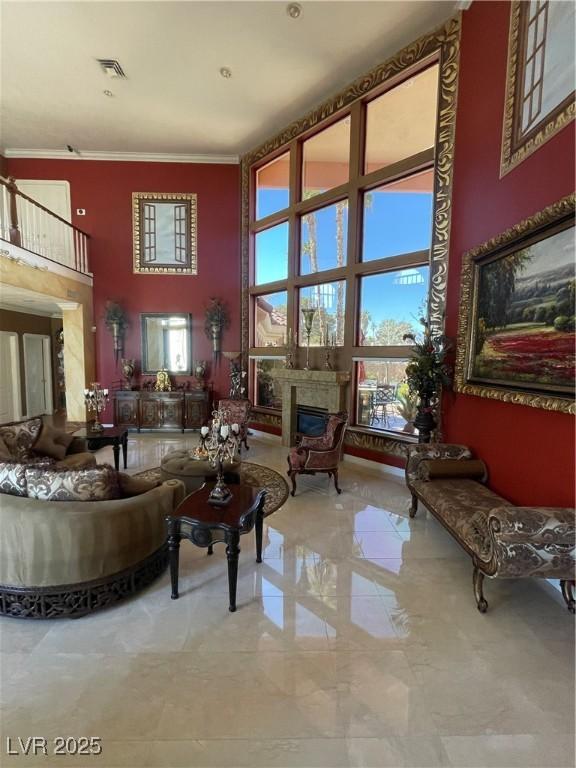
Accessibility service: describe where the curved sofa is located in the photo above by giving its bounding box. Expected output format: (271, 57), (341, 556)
(0, 479), (186, 619)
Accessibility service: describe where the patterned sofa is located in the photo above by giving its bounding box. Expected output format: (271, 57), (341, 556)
(406, 444), (576, 613)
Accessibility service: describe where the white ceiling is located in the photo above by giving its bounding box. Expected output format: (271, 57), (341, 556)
(0, 0), (459, 160)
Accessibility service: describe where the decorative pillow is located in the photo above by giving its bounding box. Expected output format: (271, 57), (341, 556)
(25, 464), (121, 502)
(0, 436), (12, 461)
(33, 423), (74, 461)
(0, 418), (42, 460)
(118, 472), (160, 498)
(0, 461), (28, 496)
(420, 459), (487, 482)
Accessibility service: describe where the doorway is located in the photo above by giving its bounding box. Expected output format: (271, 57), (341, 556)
(23, 334), (53, 417)
(0, 332), (21, 423)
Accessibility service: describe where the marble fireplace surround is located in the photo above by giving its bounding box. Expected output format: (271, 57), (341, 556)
(272, 369), (351, 446)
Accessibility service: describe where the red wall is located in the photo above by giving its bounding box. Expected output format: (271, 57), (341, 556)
(444, 1), (575, 506)
(6, 158), (241, 422)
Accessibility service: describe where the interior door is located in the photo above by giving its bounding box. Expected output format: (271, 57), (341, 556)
(23, 334), (53, 417)
(0, 332), (21, 423)
(16, 179), (73, 266)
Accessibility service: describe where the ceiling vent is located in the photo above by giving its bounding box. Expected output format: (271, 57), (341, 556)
(97, 59), (127, 79)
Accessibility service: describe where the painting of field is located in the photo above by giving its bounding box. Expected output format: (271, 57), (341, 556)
(472, 225), (575, 392)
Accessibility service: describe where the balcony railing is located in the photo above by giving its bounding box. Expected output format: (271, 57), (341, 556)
(0, 176), (90, 275)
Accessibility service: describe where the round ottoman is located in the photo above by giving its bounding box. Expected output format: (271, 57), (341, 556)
(160, 450), (240, 495)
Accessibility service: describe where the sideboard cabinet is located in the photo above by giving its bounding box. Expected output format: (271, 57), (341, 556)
(114, 390), (210, 431)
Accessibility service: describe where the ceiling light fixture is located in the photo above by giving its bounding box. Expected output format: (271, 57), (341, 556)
(287, 3), (302, 18)
(103, 90), (114, 97)
(219, 67), (232, 79)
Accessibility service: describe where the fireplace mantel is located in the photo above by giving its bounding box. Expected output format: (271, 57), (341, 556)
(272, 369), (351, 446)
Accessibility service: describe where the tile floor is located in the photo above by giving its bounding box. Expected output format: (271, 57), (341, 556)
(1, 432), (574, 768)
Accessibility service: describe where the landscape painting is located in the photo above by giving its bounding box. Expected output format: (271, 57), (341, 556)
(471, 223), (575, 394)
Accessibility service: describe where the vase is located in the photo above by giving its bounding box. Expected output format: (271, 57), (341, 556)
(414, 393), (436, 444)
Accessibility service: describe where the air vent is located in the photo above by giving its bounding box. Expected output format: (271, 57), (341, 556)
(97, 59), (127, 79)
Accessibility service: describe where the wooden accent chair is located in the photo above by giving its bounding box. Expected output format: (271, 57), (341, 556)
(218, 398), (252, 451)
(287, 412), (348, 496)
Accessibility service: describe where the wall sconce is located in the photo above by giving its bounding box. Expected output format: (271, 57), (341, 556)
(104, 301), (128, 365)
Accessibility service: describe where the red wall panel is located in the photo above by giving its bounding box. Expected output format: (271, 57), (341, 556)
(6, 158), (241, 422)
(444, 1), (575, 506)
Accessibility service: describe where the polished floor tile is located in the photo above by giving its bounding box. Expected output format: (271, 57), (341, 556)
(1, 432), (574, 768)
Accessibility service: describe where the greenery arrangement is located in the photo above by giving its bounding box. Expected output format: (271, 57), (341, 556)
(403, 318), (452, 399)
(204, 298), (230, 335)
(104, 301), (128, 331)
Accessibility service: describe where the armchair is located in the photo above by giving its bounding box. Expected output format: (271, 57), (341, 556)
(287, 412), (348, 496)
(218, 398), (252, 450)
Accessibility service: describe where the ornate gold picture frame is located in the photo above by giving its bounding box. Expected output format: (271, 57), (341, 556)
(500, 1), (575, 177)
(455, 194), (575, 414)
(132, 192), (197, 275)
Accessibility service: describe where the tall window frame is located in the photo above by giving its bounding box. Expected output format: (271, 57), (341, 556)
(241, 17), (461, 450)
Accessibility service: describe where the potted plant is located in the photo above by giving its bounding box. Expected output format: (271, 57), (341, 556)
(403, 319), (452, 443)
(104, 301), (128, 364)
(204, 298), (230, 359)
(395, 383), (418, 434)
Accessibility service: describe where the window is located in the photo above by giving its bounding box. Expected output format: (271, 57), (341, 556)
(255, 222), (288, 285)
(359, 267), (429, 345)
(254, 358), (284, 409)
(299, 281), (346, 346)
(247, 56), (440, 428)
(302, 118), (350, 199)
(254, 291), (287, 347)
(362, 170), (433, 262)
(364, 64), (439, 174)
(356, 360), (418, 435)
(300, 201), (348, 275)
(256, 152), (290, 219)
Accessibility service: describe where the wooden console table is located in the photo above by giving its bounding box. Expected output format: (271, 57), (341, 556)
(114, 390), (210, 432)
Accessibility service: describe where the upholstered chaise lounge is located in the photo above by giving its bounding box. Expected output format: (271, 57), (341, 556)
(406, 443), (576, 613)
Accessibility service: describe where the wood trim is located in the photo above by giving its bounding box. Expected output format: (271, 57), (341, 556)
(240, 16), (461, 435)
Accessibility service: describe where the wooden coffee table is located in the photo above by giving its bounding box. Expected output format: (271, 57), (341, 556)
(166, 483), (266, 612)
(75, 425), (128, 472)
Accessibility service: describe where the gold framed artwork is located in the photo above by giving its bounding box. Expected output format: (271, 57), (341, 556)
(132, 192), (197, 274)
(455, 194), (575, 414)
(500, 0), (575, 177)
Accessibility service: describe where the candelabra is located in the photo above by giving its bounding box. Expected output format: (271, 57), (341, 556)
(301, 308), (317, 371)
(83, 383), (109, 432)
(200, 408), (240, 506)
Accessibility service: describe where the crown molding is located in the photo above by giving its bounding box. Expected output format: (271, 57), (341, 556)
(2, 149), (239, 165)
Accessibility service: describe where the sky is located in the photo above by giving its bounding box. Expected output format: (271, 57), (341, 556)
(255, 187), (433, 328)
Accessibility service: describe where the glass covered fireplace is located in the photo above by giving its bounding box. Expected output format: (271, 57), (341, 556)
(297, 405), (328, 437)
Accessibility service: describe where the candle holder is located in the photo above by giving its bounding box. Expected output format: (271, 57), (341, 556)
(301, 308), (317, 371)
(324, 333), (336, 371)
(83, 383), (109, 432)
(285, 328), (297, 369)
(200, 407), (241, 506)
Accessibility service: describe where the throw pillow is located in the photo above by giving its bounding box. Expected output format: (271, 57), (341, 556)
(0, 418), (42, 460)
(420, 459), (487, 481)
(0, 461), (28, 496)
(33, 423), (74, 461)
(0, 436), (12, 461)
(25, 464), (121, 502)
(118, 472), (160, 498)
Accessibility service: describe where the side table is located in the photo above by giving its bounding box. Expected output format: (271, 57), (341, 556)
(166, 483), (266, 612)
(74, 425), (128, 472)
